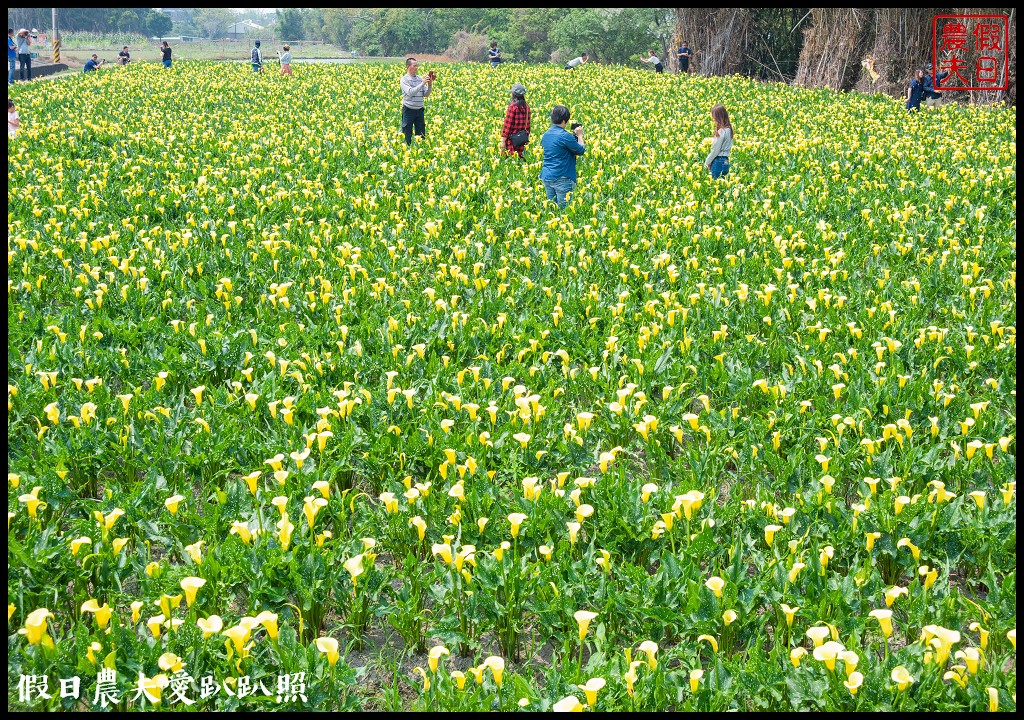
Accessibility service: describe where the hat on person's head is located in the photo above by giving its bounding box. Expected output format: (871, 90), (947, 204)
(925, 62), (933, 71)
(511, 83), (526, 96)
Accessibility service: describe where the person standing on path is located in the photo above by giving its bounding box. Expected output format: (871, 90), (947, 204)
(400, 58), (434, 145)
(160, 41), (172, 68)
(539, 105), (586, 209)
(500, 83), (531, 157)
(278, 44), (292, 76)
(16, 29), (31, 82)
(704, 103), (733, 179)
(641, 50), (664, 73)
(677, 41), (693, 73)
(251, 40), (264, 73)
(8, 29), (17, 85)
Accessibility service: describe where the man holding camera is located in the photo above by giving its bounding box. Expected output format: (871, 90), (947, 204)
(539, 105), (586, 209)
(83, 54), (105, 72)
(16, 28), (31, 82)
(400, 58), (435, 145)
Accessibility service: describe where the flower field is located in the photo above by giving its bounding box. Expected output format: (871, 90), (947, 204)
(7, 61), (1017, 711)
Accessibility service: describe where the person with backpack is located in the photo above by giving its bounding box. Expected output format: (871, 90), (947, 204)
(500, 83), (531, 157)
(251, 40), (264, 73)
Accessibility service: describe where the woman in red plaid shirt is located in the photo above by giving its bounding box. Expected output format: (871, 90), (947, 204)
(500, 83), (531, 157)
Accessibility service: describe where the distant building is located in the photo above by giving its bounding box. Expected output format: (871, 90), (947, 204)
(225, 20), (264, 40)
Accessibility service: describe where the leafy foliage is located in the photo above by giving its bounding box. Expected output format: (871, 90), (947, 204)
(6, 60), (1017, 712)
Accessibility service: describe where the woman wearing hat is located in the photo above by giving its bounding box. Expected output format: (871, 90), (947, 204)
(500, 83), (531, 157)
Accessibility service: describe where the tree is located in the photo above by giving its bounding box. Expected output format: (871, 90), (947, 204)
(194, 8), (237, 40)
(146, 11), (173, 39)
(111, 9), (142, 34)
(302, 8), (326, 41)
(276, 8), (306, 41)
(550, 10), (605, 60)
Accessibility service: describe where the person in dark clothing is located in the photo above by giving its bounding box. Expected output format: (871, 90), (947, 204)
(488, 42), (502, 67)
(118, 46), (130, 65)
(923, 63), (949, 108)
(677, 42), (693, 73)
(251, 40), (263, 73)
(83, 54), (105, 72)
(160, 41), (172, 68)
(906, 68), (925, 111)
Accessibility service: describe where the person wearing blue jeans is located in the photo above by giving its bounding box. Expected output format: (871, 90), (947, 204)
(704, 104), (733, 180)
(709, 156), (729, 179)
(539, 105), (586, 209)
(8, 29), (17, 85)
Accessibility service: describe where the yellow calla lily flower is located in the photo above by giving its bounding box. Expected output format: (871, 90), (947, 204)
(553, 695), (584, 712)
(316, 636), (340, 666)
(574, 610), (598, 642)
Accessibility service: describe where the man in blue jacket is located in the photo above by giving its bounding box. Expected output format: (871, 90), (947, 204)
(539, 105), (586, 209)
(923, 63), (949, 108)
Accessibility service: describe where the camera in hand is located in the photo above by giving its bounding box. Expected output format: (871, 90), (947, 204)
(570, 123), (582, 131)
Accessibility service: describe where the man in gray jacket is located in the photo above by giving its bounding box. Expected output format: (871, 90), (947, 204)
(400, 58), (435, 145)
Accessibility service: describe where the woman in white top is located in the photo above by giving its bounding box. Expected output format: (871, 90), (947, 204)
(704, 104), (733, 179)
(641, 50), (663, 73)
(278, 44), (292, 76)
